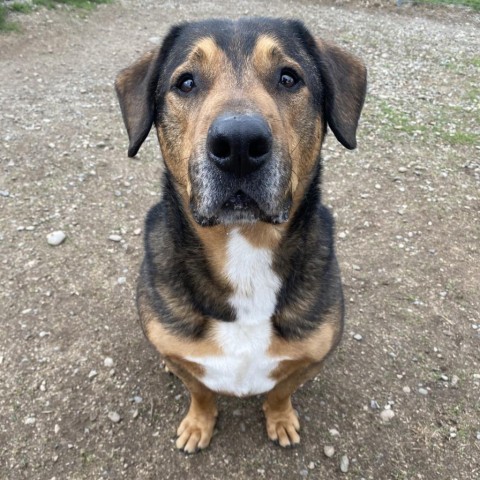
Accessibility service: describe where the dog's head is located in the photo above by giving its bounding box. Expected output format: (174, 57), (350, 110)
(115, 18), (366, 226)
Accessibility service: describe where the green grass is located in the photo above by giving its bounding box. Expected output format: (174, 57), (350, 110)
(0, 0), (111, 32)
(374, 99), (479, 147)
(33, 0), (110, 10)
(417, 0), (480, 10)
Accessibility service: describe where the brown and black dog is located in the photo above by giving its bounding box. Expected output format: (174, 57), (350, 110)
(115, 18), (366, 453)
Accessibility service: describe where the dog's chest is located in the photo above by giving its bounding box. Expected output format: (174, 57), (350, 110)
(186, 229), (285, 396)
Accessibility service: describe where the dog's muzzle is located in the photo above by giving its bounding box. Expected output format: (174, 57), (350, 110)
(189, 113), (291, 226)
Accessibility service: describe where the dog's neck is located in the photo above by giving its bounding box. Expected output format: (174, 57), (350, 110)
(160, 163), (322, 281)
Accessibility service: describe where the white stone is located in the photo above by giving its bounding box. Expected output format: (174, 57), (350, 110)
(340, 455), (349, 473)
(104, 357), (114, 368)
(47, 231), (66, 246)
(324, 445), (335, 457)
(108, 412), (121, 423)
(380, 409), (395, 422)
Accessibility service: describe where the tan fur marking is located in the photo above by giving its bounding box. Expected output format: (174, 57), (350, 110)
(268, 312), (339, 362)
(252, 35), (284, 73)
(189, 37), (220, 64)
(191, 223), (230, 284)
(238, 223), (286, 250)
(165, 357), (218, 453)
(140, 299), (222, 359)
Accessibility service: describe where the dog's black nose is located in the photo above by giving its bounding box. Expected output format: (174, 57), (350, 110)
(207, 114), (272, 177)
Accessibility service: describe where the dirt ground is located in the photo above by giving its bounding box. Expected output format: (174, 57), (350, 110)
(0, 0), (479, 479)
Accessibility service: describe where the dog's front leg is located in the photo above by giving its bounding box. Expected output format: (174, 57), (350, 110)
(263, 362), (323, 447)
(165, 358), (218, 454)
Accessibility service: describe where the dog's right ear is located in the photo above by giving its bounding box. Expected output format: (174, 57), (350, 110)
(115, 50), (161, 157)
(115, 25), (184, 157)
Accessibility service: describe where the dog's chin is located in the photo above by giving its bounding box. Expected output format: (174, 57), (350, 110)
(191, 191), (290, 227)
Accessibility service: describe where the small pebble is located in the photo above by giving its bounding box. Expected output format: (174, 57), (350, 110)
(380, 409), (395, 422)
(117, 277), (127, 285)
(440, 374), (449, 382)
(104, 357), (114, 368)
(329, 428), (340, 436)
(353, 333), (363, 341)
(24, 417), (36, 425)
(108, 234), (122, 242)
(149, 36), (161, 45)
(133, 395), (143, 404)
(54, 424), (60, 434)
(476, 431), (480, 441)
(308, 461), (315, 470)
(324, 446), (335, 457)
(451, 375), (459, 387)
(398, 166), (408, 173)
(0, 190), (9, 197)
(47, 231), (66, 246)
(418, 388), (428, 396)
(88, 370), (98, 380)
(299, 470), (308, 477)
(340, 455), (349, 473)
(108, 412), (121, 423)
(133, 228), (142, 236)
(403, 386), (411, 394)
(370, 400), (380, 410)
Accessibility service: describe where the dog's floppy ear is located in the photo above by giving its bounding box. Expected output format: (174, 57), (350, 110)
(115, 25), (184, 157)
(316, 39), (367, 150)
(115, 50), (161, 157)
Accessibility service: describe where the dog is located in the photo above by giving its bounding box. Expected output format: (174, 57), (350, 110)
(115, 17), (366, 453)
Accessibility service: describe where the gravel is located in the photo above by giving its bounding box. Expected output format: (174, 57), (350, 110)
(0, 1), (479, 479)
(104, 357), (114, 367)
(380, 409), (395, 422)
(340, 455), (350, 473)
(107, 412), (121, 423)
(46, 231), (66, 246)
(324, 446), (335, 458)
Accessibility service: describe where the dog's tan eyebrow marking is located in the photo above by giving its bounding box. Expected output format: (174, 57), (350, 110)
(252, 34), (302, 74)
(189, 37), (221, 63)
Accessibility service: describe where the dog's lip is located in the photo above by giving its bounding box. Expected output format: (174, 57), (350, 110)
(221, 190), (259, 211)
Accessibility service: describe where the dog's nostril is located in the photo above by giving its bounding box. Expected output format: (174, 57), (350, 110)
(248, 136), (271, 159)
(210, 135), (231, 159)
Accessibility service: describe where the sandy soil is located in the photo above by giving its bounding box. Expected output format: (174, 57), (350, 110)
(0, 0), (479, 478)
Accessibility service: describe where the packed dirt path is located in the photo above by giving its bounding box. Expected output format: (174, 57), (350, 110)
(0, 1), (479, 479)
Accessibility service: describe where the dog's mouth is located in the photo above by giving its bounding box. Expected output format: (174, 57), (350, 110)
(191, 189), (291, 227)
(222, 191), (260, 212)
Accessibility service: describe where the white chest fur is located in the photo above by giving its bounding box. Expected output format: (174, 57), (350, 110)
(186, 229), (285, 396)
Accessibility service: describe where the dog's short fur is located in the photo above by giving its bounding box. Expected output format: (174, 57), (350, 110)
(115, 18), (366, 452)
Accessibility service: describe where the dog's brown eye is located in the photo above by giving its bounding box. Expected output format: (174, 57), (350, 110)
(280, 69), (299, 89)
(177, 75), (195, 93)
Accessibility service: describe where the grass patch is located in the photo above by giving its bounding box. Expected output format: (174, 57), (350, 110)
(33, 0), (111, 10)
(0, 4), (19, 31)
(416, 0), (480, 10)
(0, 0), (111, 32)
(372, 98), (479, 147)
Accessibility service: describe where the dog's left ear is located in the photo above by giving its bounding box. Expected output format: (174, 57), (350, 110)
(316, 40), (367, 150)
(115, 50), (161, 157)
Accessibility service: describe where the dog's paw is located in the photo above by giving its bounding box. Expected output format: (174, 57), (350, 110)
(175, 411), (217, 454)
(263, 403), (301, 448)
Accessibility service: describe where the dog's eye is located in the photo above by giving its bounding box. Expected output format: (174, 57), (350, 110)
(279, 69), (299, 89)
(176, 74), (195, 93)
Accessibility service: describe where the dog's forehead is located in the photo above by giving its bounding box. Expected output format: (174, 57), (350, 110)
(163, 18), (312, 74)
